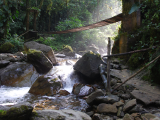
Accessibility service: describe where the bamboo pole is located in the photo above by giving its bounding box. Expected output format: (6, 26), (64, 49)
(103, 46), (157, 58)
(107, 37), (111, 93)
(111, 54), (160, 93)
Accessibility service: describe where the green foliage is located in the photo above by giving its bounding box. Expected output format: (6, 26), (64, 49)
(1, 34), (24, 53)
(127, 0), (160, 83)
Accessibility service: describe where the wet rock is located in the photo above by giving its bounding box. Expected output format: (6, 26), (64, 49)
(55, 54), (66, 58)
(73, 51), (103, 78)
(0, 102), (33, 120)
(29, 75), (62, 96)
(72, 83), (84, 95)
(31, 109), (91, 120)
(92, 113), (113, 120)
(131, 90), (160, 105)
(86, 89), (104, 105)
(123, 99), (136, 112)
(27, 49), (53, 74)
(93, 94), (120, 104)
(123, 114), (134, 120)
(0, 60), (10, 68)
(78, 85), (94, 97)
(24, 41), (57, 65)
(0, 62), (38, 87)
(121, 94), (131, 100)
(59, 90), (70, 96)
(97, 103), (117, 114)
(113, 101), (124, 107)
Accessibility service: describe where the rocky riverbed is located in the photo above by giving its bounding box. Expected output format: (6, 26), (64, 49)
(0, 41), (160, 120)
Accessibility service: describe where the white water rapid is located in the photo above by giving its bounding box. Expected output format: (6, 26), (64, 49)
(0, 59), (80, 106)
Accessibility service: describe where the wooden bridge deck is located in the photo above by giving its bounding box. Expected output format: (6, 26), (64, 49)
(40, 13), (123, 34)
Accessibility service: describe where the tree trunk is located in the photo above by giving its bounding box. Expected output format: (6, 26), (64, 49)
(33, 11), (38, 31)
(26, 0), (30, 31)
(48, 15), (51, 32)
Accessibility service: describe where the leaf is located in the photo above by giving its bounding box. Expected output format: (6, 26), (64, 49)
(129, 3), (141, 14)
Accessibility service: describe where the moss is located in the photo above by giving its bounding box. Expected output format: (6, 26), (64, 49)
(32, 110), (38, 117)
(0, 110), (7, 116)
(63, 45), (73, 52)
(0, 42), (14, 53)
(27, 49), (41, 54)
(51, 78), (58, 82)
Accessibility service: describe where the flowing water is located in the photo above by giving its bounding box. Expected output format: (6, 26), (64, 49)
(0, 58), (89, 111)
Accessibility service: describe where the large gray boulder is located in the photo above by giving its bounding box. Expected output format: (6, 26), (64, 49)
(0, 102), (33, 120)
(24, 41), (57, 65)
(31, 109), (91, 120)
(27, 49), (53, 74)
(0, 62), (38, 87)
(131, 90), (160, 105)
(29, 75), (62, 96)
(73, 51), (103, 78)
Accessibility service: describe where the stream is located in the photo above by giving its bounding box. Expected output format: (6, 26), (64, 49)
(0, 58), (89, 112)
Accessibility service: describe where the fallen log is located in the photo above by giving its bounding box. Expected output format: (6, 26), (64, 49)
(111, 54), (160, 93)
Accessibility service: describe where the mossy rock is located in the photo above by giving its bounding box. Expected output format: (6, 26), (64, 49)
(0, 42), (14, 53)
(27, 49), (53, 74)
(63, 45), (73, 52)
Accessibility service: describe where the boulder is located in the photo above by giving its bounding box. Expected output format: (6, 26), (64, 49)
(0, 102), (33, 120)
(72, 83), (94, 97)
(72, 83), (84, 95)
(97, 103), (117, 114)
(31, 109), (91, 120)
(86, 89), (104, 105)
(74, 51), (103, 78)
(62, 45), (75, 57)
(131, 90), (160, 105)
(123, 99), (136, 112)
(0, 62), (38, 87)
(93, 94), (120, 105)
(29, 75), (62, 96)
(27, 49), (53, 74)
(24, 41), (57, 65)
